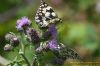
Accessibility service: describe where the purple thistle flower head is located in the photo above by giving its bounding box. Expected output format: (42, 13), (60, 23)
(48, 39), (59, 50)
(16, 16), (32, 31)
(48, 25), (57, 39)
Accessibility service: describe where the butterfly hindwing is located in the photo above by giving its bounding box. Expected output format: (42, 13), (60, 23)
(52, 43), (81, 60)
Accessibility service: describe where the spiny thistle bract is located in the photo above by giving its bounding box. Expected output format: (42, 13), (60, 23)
(4, 0), (81, 66)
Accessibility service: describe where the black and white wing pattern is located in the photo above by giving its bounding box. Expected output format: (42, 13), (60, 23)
(35, 0), (62, 28)
(52, 43), (81, 60)
(50, 43), (81, 65)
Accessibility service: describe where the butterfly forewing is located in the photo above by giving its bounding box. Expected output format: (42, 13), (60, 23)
(35, 0), (61, 27)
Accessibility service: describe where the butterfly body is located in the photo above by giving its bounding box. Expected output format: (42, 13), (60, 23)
(35, 0), (62, 28)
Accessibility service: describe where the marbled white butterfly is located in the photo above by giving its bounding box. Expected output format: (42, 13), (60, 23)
(52, 43), (81, 60)
(35, 0), (62, 28)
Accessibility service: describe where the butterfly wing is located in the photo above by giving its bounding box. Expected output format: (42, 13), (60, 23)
(35, 0), (61, 27)
(52, 43), (81, 60)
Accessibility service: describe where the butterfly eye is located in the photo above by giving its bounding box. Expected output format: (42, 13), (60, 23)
(35, 0), (62, 28)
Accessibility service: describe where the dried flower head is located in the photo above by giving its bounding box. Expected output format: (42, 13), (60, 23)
(16, 17), (32, 31)
(26, 28), (40, 43)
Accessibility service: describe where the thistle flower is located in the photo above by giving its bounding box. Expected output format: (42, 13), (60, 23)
(35, 39), (60, 53)
(42, 25), (57, 40)
(48, 39), (60, 51)
(16, 17), (32, 31)
(26, 28), (40, 43)
(48, 25), (57, 39)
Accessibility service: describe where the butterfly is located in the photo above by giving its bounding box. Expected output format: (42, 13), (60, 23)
(53, 43), (81, 60)
(35, 0), (62, 28)
(36, 41), (81, 60)
(51, 44), (81, 65)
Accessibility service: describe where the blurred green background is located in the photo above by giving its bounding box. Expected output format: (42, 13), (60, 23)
(0, 0), (100, 65)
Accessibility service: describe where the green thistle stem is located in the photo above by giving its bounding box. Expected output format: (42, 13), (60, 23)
(20, 33), (25, 54)
(19, 33), (30, 66)
(21, 41), (25, 54)
(19, 50), (30, 66)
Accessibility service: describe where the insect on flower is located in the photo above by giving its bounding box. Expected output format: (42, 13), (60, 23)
(53, 43), (81, 60)
(35, 0), (62, 28)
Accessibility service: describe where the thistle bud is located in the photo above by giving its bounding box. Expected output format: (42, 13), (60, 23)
(5, 32), (15, 41)
(4, 44), (13, 51)
(26, 28), (40, 43)
(5, 32), (20, 47)
(10, 37), (20, 47)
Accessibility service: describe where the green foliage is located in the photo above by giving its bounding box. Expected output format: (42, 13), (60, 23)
(0, 0), (22, 13)
(78, 0), (95, 10)
(58, 22), (99, 51)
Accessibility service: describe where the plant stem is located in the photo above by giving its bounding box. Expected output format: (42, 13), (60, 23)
(19, 33), (30, 66)
(20, 33), (25, 54)
(19, 50), (30, 66)
(21, 41), (25, 54)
